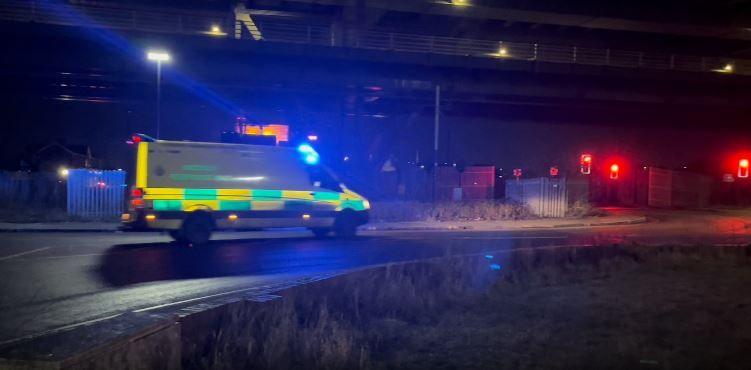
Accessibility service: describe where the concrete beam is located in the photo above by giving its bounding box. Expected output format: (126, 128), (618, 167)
(281, 0), (751, 40)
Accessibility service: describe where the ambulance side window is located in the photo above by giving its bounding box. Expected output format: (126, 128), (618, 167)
(308, 166), (340, 191)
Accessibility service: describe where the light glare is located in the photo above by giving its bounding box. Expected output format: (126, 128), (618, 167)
(147, 51), (171, 62)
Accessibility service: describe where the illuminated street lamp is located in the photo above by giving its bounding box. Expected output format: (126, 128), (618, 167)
(146, 50), (171, 139)
(204, 24), (227, 37)
(712, 63), (734, 73)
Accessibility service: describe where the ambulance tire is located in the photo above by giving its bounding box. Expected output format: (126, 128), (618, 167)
(310, 228), (331, 238)
(333, 210), (358, 238)
(177, 212), (214, 246)
(168, 230), (186, 244)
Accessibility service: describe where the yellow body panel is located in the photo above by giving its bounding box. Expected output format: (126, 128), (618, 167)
(136, 142), (149, 188)
(217, 189), (252, 197)
(282, 190), (314, 201)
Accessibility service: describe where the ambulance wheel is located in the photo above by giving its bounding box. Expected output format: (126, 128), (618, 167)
(168, 230), (186, 244)
(177, 212), (214, 246)
(333, 211), (358, 238)
(310, 228), (331, 238)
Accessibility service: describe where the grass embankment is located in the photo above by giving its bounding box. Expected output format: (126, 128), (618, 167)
(370, 201), (533, 222)
(183, 245), (751, 369)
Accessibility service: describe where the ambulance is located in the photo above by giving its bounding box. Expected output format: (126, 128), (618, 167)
(121, 135), (370, 244)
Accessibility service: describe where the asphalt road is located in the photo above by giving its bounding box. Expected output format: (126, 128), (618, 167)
(1, 211), (751, 345)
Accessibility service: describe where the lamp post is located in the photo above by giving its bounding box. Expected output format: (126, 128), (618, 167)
(146, 51), (170, 139)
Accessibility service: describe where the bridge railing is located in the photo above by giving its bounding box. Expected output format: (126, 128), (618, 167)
(0, 0), (231, 35)
(244, 19), (748, 75)
(1, 0), (748, 76)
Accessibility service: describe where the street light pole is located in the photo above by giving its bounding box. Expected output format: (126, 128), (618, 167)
(433, 84), (440, 202)
(146, 50), (170, 140)
(156, 59), (162, 139)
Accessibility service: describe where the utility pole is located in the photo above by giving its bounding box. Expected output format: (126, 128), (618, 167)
(433, 84), (440, 202)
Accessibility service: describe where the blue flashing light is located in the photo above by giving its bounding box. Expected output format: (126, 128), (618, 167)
(298, 143), (316, 154)
(304, 154), (319, 165)
(297, 143), (320, 165)
(489, 263), (502, 271)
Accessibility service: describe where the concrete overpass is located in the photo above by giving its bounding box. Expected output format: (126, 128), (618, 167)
(0, 0), (749, 175)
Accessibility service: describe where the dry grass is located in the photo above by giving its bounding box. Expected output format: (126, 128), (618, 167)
(370, 200), (533, 222)
(182, 245), (751, 370)
(565, 199), (607, 218)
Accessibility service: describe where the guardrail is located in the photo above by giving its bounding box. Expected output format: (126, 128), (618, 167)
(246, 19), (750, 75)
(1, 0), (748, 76)
(0, 0), (232, 36)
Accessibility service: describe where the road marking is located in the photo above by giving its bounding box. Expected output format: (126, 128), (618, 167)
(0, 312), (122, 346)
(0, 247), (50, 261)
(458, 236), (568, 240)
(132, 286), (277, 313)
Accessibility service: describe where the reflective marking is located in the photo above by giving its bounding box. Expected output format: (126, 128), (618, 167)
(0, 247), (50, 261)
(136, 142), (148, 188)
(133, 286), (272, 312)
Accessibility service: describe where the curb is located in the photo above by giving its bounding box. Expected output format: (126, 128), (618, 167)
(0, 217), (649, 234)
(0, 228), (121, 233)
(367, 217), (648, 232)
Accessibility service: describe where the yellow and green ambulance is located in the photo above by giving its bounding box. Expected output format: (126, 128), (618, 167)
(121, 137), (370, 244)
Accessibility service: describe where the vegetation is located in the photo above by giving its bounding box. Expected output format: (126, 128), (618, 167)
(183, 244), (751, 369)
(370, 200), (533, 222)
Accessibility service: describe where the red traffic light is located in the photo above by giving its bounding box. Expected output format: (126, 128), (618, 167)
(549, 166), (559, 177)
(513, 168), (522, 178)
(580, 154), (592, 175)
(739, 159), (749, 178)
(609, 163), (620, 179)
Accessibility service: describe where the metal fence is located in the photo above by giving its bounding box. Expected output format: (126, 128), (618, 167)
(505, 177), (568, 218)
(66, 169), (126, 219)
(1, 1), (748, 75)
(0, 171), (66, 209)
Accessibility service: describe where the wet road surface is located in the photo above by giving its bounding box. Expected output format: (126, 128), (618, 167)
(1, 211), (751, 344)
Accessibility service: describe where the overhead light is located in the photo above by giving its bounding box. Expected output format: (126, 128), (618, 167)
(712, 63), (734, 73)
(146, 51), (170, 62)
(451, 0), (470, 6)
(488, 46), (510, 58)
(205, 24), (227, 37)
(58, 167), (69, 178)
